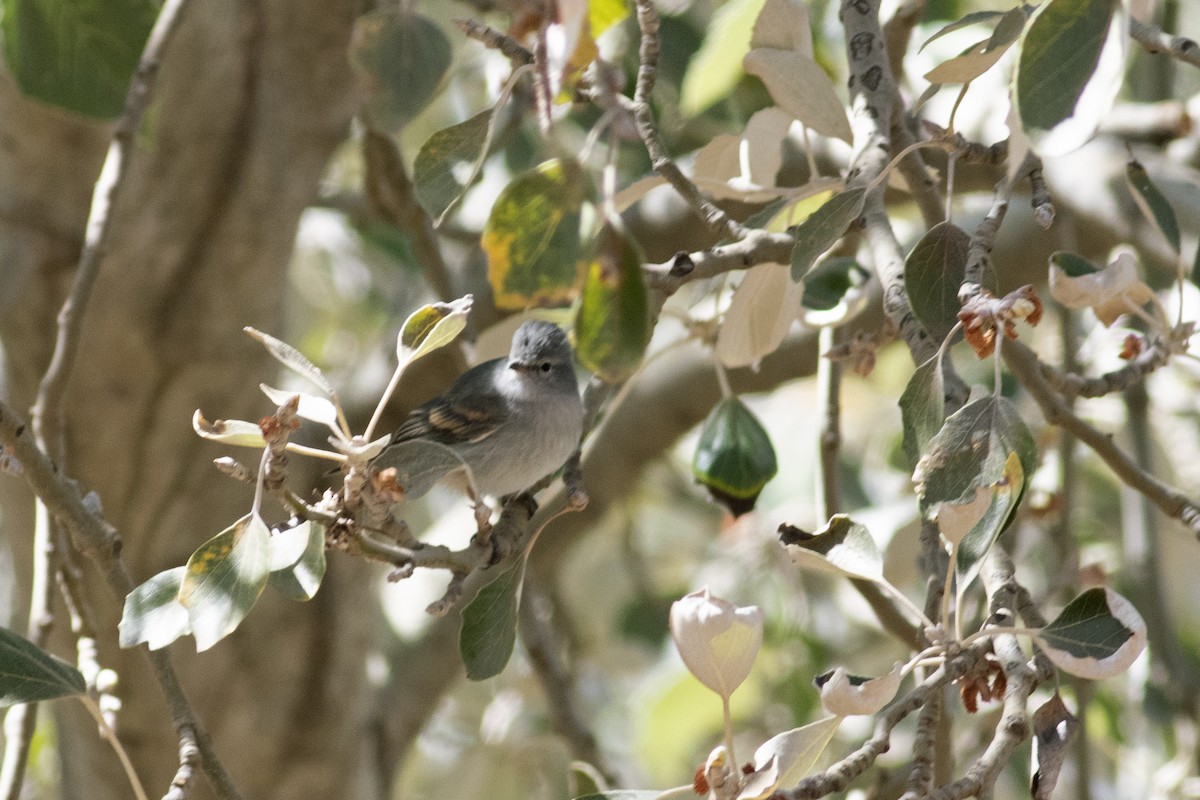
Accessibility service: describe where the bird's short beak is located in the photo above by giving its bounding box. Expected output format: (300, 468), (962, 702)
(509, 360), (531, 372)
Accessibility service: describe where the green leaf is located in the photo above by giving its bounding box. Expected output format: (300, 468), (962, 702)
(260, 385), (339, 433)
(482, 158), (590, 309)
(1037, 588), (1146, 678)
(119, 567), (191, 650)
(460, 557), (526, 680)
(919, 10), (1005, 52)
(679, 0), (767, 116)
(800, 258), (867, 313)
(244, 327), (336, 396)
(267, 522), (327, 602)
(1013, 0), (1127, 156)
(0, 627), (86, 707)
(914, 396), (1037, 507)
(349, 9), (451, 132)
(1192, 240), (1200, 288)
(904, 221), (971, 340)
(179, 514), (271, 652)
(1126, 158), (1180, 255)
(779, 514), (883, 583)
(574, 223), (651, 382)
(752, 716), (840, 788)
(398, 295), (474, 363)
(899, 356), (946, 471)
(1, 0), (157, 118)
(567, 762), (607, 800)
(1049, 251), (1098, 277)
(923, 7), (1026, 84)
(790, 188), (865, 281)
(413, 109), (493, 221)
(692, 398), (778, 516)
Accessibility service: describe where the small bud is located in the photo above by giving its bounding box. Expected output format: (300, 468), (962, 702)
(670, 588), (763, 701)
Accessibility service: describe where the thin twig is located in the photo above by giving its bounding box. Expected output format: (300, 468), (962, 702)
(1130, 16), (1200, 71)
(642, 230), (794, 295)
(1003, 339), (1200, 537)
(780, 642), (993, 799)
(455, 18), (533, 67)
(631, 0), (742, 239)
(815, 327), (841, 521)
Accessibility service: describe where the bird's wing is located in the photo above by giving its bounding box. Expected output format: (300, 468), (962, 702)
(390, 363), (509, 446)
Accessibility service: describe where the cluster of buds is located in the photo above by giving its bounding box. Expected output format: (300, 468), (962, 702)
(957, 284), (1043, 358)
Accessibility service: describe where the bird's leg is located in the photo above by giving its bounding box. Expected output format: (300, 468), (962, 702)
(502, 490), (539, 517)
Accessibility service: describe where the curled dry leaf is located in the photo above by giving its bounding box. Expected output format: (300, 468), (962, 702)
(192, 410), (267, 448)
(1048, 249), (1155, 327)
(815, 663), (903, 716)
(957, 285), (1043, 358)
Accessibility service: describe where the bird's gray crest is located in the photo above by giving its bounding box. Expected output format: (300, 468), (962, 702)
(510, 320), (572, 365)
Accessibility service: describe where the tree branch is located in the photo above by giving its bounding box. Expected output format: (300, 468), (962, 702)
(1130, 17), (1200, 71)
(631, 0), (742, 239)
(1003, 339), (1200, 537)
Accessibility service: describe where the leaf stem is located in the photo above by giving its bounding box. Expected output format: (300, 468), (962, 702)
(722, 693), (738, 781)
(364, 356), (411, 441)
(78, 694), (149, 800)
(941, 540), (958, 641)
(864, 140), (947, 197)
(873, 578), (936, 631)
(959, 625), (1043, 649)
(284, 442), (347, 462)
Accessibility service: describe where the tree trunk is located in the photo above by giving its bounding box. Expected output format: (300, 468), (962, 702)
(0, 0), (379, 797)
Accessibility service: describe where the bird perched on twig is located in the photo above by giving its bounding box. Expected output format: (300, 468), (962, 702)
(379, 320), (583, 502)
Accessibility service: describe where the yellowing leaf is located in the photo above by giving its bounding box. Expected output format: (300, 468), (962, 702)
(590, 0), (629, 39)
(574, 223), (651, 382)
(483, 159), (590, 309)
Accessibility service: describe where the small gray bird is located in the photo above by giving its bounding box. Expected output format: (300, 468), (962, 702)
(384, 320), (583, 498)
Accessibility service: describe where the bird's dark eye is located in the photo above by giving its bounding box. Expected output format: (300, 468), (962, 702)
(540, 362), (552, 373)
